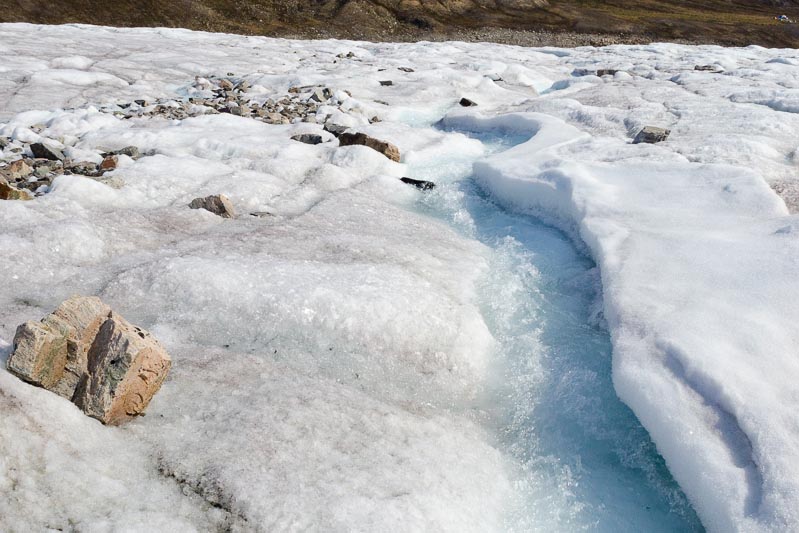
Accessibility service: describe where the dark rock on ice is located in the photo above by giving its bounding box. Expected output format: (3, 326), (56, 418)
(400, 177), (436, 190)
(291, 133), (325, 145)
(633, 126), (670, 144)
(189, 194), (236, 218)
(338, 132), (400, 162)
(30, 142), (65, 161)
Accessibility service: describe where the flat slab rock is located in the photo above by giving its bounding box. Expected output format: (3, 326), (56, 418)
(338, 132), (400, 162)
(633, 126), (671, 144)
(6, 296), (171, 425)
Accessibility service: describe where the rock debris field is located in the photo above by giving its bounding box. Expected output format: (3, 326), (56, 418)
(1, 22), (799, 533)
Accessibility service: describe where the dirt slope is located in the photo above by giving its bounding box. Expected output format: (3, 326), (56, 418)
(2, 0), (799, 46)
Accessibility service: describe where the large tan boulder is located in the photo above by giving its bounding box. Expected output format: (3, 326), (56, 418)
(6, 297), (171, 425)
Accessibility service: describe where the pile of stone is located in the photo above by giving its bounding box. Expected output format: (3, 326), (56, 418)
(103, 76), (353, 126)
(0, 139), (142, 199)
(6, 296), (171, 426)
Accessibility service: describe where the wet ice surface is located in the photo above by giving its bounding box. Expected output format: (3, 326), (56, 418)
(407, 129), (703, 531)
(1, 23), (799, 533)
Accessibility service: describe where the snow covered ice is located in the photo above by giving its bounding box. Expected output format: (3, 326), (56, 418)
(1, 22), (798, 532)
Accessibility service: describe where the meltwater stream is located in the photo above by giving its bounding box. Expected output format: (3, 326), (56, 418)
(404, 124), (705, 532)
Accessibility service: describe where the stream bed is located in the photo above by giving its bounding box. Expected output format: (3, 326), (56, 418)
(406, 125), (704, 532)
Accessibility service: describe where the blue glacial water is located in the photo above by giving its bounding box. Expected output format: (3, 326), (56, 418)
(404, 125), (704, 532)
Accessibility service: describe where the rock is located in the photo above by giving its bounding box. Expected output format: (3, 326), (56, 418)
(7, 296), (112, 398)
(264, 112), (289, 124)
(100, 155), (118, 171)
(400, 177), (436, 190)
(772, 181), (799, 214)
(398, 67), (415, 72)
(218, 79), (234, 91)
(324, 123), (349, 137)
(310, 87), (332, 103)
(30, 142), (65, 161)
(189, 194), (236, 218)
(250, 211), (274, 218)
(338, 132), (401, 162)
(104, 146), (141, 160)
(0, 180), (34, 200)
(459, 97), (478, 107)
(34, 166), (51, 179)
(379, 80), (394, 86)
(1, 159), (33, 180)
(68, 161), (100, 175)
(7, 297), (170, 425)
(74, 313), (171, 425)
(0, 137), (9, 148)
(695, 65), (721, 72)
(8, 321), (70, 391)
(291, 133), (325, 145)
(596, 69), (620, 77)
(90, 175), (125, 189)
(633, 126), (671, 144)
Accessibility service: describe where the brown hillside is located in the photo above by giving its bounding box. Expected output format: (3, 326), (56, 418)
(2, 0), (799, 46)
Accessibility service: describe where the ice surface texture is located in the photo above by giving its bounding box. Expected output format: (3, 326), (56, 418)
(1, 22), (799, 532)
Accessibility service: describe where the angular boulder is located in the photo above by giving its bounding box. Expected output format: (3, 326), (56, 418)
(99, 155), (118, 171)
(323, 123), (349, 137)
(633, 126), (671, 144)
(30, 142), (65, 161)
(74, 313), (171, 425)
(1, 159), (33, 180)
(0, 180), (33, 200)
(338, 132), (400, 162)
(6, 296), (171, 425)
(189, 194), (236, 218)
(459, 97), (478, 107)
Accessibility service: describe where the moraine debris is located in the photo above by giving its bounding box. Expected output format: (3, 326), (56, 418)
(459, 97), (478, 107)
